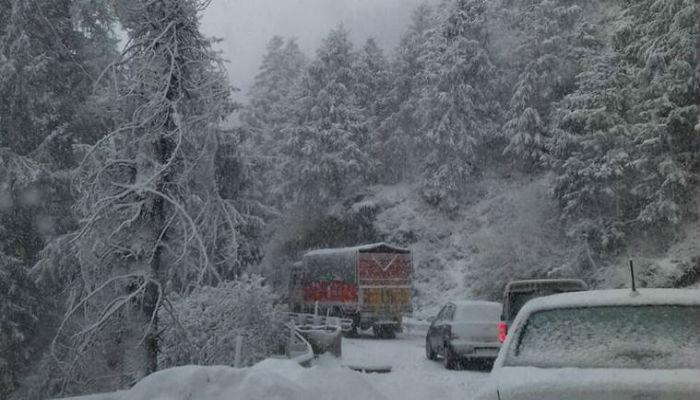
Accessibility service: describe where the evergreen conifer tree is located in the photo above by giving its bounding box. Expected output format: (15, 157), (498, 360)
(416, 0), (503, 206)
(354, 38), (392, 182)
(549, 50), (635, 253)
(379, 3), (436, 183)
(282, 26), (371, 206)
(618, 0), (699, 227)
(503, 0), (597, 169)
(241, 36), (306, 207)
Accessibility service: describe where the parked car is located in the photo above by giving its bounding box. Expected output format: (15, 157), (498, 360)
(425, 300), (502, 369)
(499, 278), (587, 343)
(476, 289), (700, 400)
(289, 242), (413, 338)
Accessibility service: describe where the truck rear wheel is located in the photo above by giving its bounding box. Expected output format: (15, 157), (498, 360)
(344, 324), (359, 338)
(372, 325), (396, 339)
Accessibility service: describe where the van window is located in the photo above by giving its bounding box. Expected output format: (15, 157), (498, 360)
(455, 304), (501, 322)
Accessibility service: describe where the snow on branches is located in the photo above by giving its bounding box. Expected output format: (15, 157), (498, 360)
(55, 0), (247, 386)
(159, 275), (285, 369)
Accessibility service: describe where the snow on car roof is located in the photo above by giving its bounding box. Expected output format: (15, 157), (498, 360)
(504, 278), (587, 292)
(303, 242), (410, 257)
(519, 288), (700, 315)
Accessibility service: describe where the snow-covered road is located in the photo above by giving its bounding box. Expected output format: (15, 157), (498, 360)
(342, 333), (491, 400)
(59, 330), (492, 400)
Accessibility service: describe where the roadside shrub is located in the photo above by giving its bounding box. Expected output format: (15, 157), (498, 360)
(159, 275), (286, 368)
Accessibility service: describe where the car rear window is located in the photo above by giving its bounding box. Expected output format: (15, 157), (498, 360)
(505, 305), (700, 369)
(455, 304), (501, 322)
(506, 292), (540, 320)
(505, 285), (585, 321)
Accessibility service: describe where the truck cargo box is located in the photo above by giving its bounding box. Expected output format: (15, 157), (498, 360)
(289, 242), (413, 337)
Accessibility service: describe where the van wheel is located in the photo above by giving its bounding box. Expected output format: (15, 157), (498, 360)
(443, 346), (458, 370)
(425, 339), (437, 360)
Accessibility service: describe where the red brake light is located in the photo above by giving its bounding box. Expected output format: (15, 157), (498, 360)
(498, 322), (508, 343)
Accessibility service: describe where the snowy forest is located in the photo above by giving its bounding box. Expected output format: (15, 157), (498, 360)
(0, 0), (698, 398)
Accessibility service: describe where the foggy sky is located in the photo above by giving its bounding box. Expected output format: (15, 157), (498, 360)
(201, 0), (431, 100)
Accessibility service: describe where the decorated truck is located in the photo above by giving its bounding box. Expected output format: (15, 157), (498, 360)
(289, 243), (413, 338)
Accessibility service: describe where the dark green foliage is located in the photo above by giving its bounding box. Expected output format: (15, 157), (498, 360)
(0, 254), (43, 398)
(619, 0), (699, 228)
(549, 50), (635, 253)
(0, 149), (76, 267)
(260, 201), (380, 289)
(503, 0), (600, 167)
(0, 0), (117, 160)
(549, 0), (699, 258)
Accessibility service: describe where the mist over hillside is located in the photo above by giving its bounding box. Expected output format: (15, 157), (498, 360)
(201, 0), (434, 98)
(0, 0), (697, 398)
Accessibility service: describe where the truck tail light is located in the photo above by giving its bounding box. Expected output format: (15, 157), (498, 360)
(498, 322), (508, 343)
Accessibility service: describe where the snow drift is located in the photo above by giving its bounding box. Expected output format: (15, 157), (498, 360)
(63, 357), (388, 400)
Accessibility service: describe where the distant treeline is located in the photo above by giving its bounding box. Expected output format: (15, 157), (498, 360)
(241, 0), (699, 260)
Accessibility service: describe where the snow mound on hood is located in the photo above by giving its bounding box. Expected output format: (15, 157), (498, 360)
(119, 357), (388, 400)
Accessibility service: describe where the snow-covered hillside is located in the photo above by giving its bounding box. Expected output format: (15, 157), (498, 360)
(356, 176), (700, 316)
(355, 176), (564, 315)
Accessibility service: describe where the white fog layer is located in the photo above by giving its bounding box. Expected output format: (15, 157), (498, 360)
(0, 0), (697, 399)
(201, 0), (432, 97)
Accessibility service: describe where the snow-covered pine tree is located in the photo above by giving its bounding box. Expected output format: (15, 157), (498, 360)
(240, 36), (307, 208)
(354, 38), (391, 124)
(549, 49), (636, 256)
(416, 0), (503, 207)
(282, 26), (372, 206)
(60, 0), (246, 387)
(503, 0), (598, 169)
(243, 36), (306, 150)
(616, 0), (699, 229)
(379, 3), (436, 183)
(354, 38), (392, 182)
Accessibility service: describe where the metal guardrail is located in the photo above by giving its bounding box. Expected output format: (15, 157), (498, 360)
(284, 312), (354, 332)
(285, 324), (315, 365)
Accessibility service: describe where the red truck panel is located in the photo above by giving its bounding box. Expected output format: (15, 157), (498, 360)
(302, 281), (358, 304)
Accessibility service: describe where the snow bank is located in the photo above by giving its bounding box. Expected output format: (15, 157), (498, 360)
(71, 357), (388, 400)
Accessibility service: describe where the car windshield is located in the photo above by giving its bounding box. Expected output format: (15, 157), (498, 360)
(505, 305), (700, 369)
(455, 304), (501, 322)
